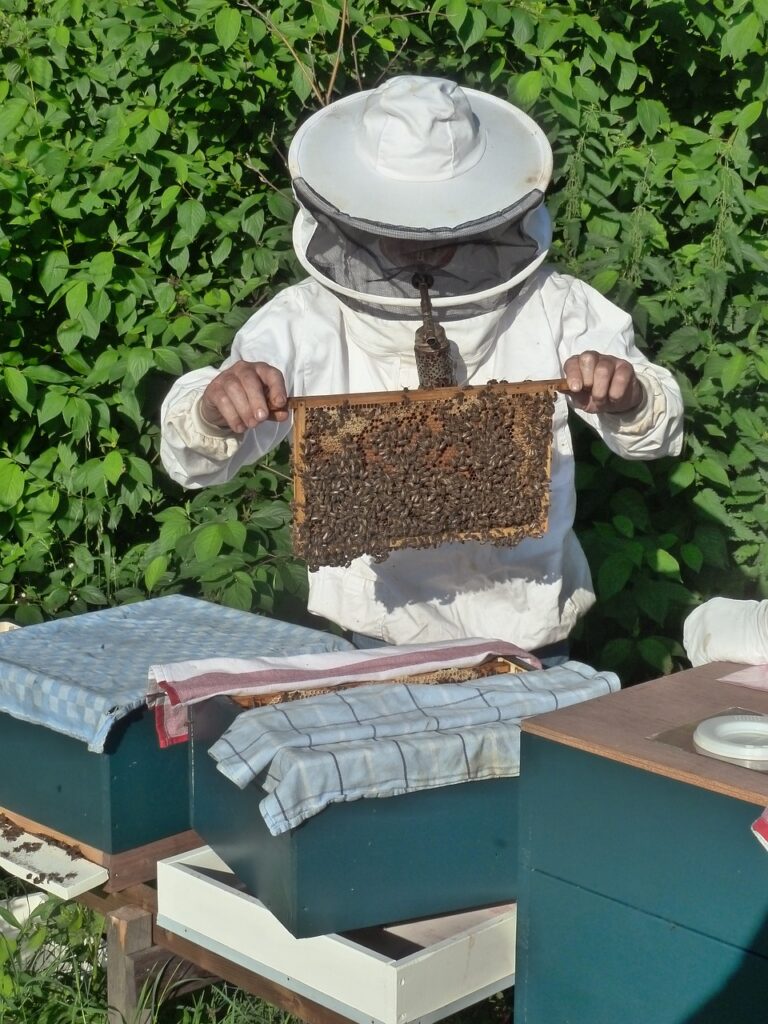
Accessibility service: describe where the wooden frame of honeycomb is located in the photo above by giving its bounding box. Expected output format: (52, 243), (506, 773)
(229, 654), (529, 709)
(290, 379), (566, 570)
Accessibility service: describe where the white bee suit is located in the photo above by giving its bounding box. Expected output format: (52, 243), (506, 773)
(161, 76), (683, 649)
(684, 599), (768, 667)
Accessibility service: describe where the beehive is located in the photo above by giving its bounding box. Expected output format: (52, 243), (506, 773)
(291, 380), (562, 570)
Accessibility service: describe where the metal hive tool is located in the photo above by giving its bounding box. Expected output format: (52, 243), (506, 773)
(289, 379), (566, 571)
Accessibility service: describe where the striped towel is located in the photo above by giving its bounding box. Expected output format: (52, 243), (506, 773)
(208, 661), (620, 835)
(147, 638), (541, 747)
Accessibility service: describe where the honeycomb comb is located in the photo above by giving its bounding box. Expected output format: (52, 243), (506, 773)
(290, 380), (565, 570)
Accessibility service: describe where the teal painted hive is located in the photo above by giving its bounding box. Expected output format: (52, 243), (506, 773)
(0, 597), (350, 854)
(516, 663), (768, 1024)
(190, 695), (520, 938)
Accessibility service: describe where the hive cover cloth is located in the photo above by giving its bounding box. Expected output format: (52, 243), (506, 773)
(208, 660), (619, 834)
(0, 595), (351, 752)
(149, 636), (541, 746)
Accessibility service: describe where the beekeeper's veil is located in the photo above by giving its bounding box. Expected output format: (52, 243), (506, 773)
(288, 76), (553, 319)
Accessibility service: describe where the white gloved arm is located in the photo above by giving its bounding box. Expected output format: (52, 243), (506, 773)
(683, 598), (768, 666)
(555, 277), (684, 460)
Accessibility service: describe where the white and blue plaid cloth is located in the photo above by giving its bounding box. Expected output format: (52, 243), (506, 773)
(208, 661), (619, 835)
(0, 595), (351, 752)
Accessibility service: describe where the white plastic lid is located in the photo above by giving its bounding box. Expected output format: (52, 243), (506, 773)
(693, 714), (768, 770)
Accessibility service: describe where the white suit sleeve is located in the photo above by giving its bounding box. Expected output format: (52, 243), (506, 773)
(160, 291), (301, 489)
(555, 277), (684, 461)
(684, 598), (768, 666)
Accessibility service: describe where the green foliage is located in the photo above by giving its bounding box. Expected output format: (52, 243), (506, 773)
(0, 885), (106, 1023)
(0, 0), (766, 678)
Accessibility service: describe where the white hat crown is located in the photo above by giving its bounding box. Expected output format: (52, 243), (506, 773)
(357, 76), (487, 182)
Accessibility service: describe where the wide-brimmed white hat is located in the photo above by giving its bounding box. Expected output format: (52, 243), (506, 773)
(288, 76), (552, 237)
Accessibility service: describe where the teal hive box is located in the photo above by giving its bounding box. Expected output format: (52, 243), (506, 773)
(516, 663), (768, 1024)
(189, 695), (520, 938)
(0, 705), (188, 855)
(0, 597), (350, 857)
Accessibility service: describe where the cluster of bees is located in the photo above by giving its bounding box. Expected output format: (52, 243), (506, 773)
(292, 384), (556, 571)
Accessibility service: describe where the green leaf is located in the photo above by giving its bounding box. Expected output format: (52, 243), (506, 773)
(65, 280), (89, 318)
(680, 543), (703, 572)
(0, 460), (24, 509)
(160, 62), (196, 90)
(513, 70), (543, 108)
(735, 100), (763, 130)
(221, 520), (247, 549)
(177, 199), (207, 238)
(193, 523), (224, 560)
(266, 191), (295, 223)
(4, 367), (31, 412)
(160, 185), (181, 211)
(144, 555), (168, 591)
(38, 390), (68, 425)
(599, 638), (634, 671)
(0, 98), (28, 141)
(591, 269), (619, 294)
(721, 12), (761, 61)
(597, 553), (634, 599)
(696, 457), (729, 489)
(40, 251), (70, 295)
(720, 352), (748, 395)
(57, 319), (83, 354)
(102, 450), (124, 484)
(646, 548), (680, 576)
(668, 462), (695, 494)
(611, 514), (634, 538)
(636, 98), (668, 139)
(638, 637), (673, 675)
(0, 274), (12, 303)
(459, 9), (487, 49)
(215, 7), (242, 49)
(148, 108), (170, 133)
(445, 0), (468, 33)
(28, 56), (53, 90)
(614, 460), (653, 485)
(88, 251), (115, 289)
(291, 61), (314, 103)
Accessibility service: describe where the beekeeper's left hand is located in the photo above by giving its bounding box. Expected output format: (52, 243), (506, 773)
(564, 351), (643, 414)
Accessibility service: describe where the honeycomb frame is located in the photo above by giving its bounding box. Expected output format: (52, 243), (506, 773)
(290, 380), (564, 570)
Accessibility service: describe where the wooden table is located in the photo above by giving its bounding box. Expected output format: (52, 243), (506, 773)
(515, 662), (768, 1024)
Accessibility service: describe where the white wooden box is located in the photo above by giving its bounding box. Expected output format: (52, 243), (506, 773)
(156, 847), (516, 1024)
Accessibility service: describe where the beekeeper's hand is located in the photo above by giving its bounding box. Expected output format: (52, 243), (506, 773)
(563, 352), (643, 415)
(200, 360), (289, 433)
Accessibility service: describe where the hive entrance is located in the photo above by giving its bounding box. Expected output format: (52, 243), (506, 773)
(290, 381), (560, 570)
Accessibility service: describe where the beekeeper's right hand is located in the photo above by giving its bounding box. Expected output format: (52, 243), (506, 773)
(200, 360), (289, 433)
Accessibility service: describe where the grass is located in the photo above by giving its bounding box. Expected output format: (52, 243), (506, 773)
(0, 871), (511, 1024)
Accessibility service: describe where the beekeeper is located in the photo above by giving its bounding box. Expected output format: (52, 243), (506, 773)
(161, 75), (684, 655)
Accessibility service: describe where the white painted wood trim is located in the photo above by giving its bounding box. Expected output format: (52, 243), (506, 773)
(157, 846), (516, 1024)
(0, 824), (108, 898)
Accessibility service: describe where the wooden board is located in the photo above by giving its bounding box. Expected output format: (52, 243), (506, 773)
(521, 661), (768, 806)
(290, 380), (563, 570)
(0, 806), (200, 891)
(0, 817), (108, 898)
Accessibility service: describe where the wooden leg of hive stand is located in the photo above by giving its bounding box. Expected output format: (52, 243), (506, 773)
(106, 906), (216, 1024)
(106, 906), (154, 1024)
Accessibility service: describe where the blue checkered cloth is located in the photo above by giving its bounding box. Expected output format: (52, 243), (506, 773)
(0, 596), (351, 751)
(208, 661), (620, 835)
